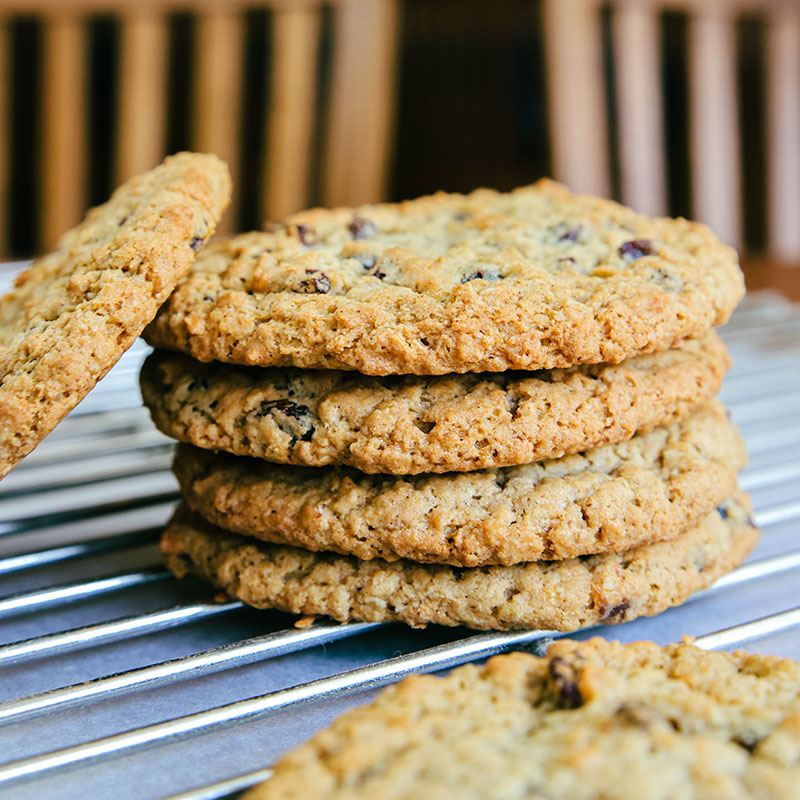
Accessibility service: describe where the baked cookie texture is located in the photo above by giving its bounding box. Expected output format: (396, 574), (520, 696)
(142, 331), (730, 474)
(161, 492), (758, 631)
(0, 152), (232, 479)
(245, 637), (800, 800)
(172, 400), (745, 566)
(144, 180), (744, 375)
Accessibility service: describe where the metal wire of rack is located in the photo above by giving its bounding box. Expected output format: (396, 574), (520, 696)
(0, 290), (799, 800)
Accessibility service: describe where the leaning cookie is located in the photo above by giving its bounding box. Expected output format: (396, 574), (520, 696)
(144, 180), (744, 375)
(244, 637), (800, 800)
(0, 152), (232, 479)
(173, 400), (745, 566)
(142, 331), (729, 474)
(161, 492), (757, 631)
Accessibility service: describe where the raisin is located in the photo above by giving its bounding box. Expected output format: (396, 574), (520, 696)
(257, 399), (316, 443)
(557, 225), (582, 243)
(189, 236), (204, 251)
(296, 224), (317, 245)
(602, 599), (630, 621)
(368, 263), (386, 280)
(348, 216), (377, 240)
(716, 505), (729, 520)
(258, 399), (310, 419)
(299, 269), (331, 294)
(618, 239), (655, 260)
(548, 657), (583, 708)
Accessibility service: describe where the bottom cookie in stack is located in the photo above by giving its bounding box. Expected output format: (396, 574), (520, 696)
(160, 400), (758, 632)
(163, 495), (756, 632)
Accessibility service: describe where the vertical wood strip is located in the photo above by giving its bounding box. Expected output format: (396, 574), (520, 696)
(117, 11), (167, 183)
(194, 7), (243, 233)
(322, 0), (399, 207)
(766, 7), (800, 261)
(42, 14), (86, 251)
(0, 20), (7, 256)
(688, 4), (741, 248)
(612, 1), (666, 215)
(542, 0), (609, 196)
(264, 5), (320, 221)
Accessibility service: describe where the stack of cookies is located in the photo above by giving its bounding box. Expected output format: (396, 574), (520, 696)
(142, 180), (757, 631)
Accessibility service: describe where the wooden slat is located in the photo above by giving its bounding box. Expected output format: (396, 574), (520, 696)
(0, 20), (8, 256)
(263, 4), (320, 221)
(42, 13), (86, 250)
(322, 0), (399, 207)
(688, 3), (742, 248)
(766, 6), (800, 260)
(612, 1), (666, 215)
(542, 0), (609, 196)
(194, 7), (243, 232)
(117, 10), (167, 183)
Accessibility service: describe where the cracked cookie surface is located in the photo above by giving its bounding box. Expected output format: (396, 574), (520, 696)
(144, 180), (744, 375)
(0, 152), (231, 478)
(245, 636), (800, 800)
(172, 401), (745, 566)
(142, 331), (729, 474)
(161, 492), (757, 631)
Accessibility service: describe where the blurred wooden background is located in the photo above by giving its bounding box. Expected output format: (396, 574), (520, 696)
(0, 0), (798, 280)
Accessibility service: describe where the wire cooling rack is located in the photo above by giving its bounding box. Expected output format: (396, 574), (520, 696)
(0, 283), (799, 800)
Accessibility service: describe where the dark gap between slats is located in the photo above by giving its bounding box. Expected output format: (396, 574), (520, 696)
(600, 3), (621, 203)
(390, 0), (549, 201)
(8, 17), (42, 257)
(87, 15), (119, 209)
(238, 8), (271, 231)
(308, 3), (334, 208)
(736, 13), (767, 255)
(165, 12), (195, 156)
(660, 10), (692, 219)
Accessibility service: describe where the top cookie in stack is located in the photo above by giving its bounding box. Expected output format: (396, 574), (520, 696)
(144, 180), (756, 631)
(145, 179), (742, 376)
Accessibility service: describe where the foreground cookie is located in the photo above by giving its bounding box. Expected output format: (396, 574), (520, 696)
(173, 401), (745, 566)
(0, 152), (231, 479)
(162, 493), (757, 631)
(245, 637), (800, 800)
(144, 180), (743, 375)
(143, 331), (729, 474)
